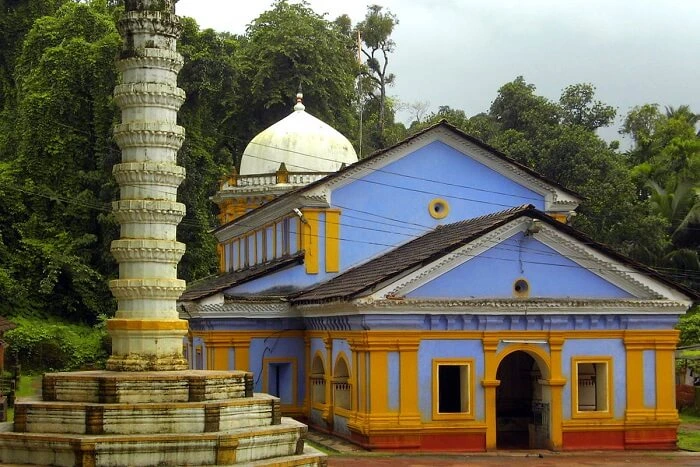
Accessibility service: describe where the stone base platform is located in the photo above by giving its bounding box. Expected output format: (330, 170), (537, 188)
(0, 370), (326, 466)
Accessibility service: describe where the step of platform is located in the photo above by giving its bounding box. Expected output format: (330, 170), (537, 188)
(0, 417), (314, 466)
(14, 393), (281, 435)
(41, 370), (253, 404)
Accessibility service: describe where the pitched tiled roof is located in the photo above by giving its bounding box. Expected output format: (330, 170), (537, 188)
(213, 121), (581, 234)
(292, 205), (699, 304)
(292, 205), (536, 303)
(179, 252), (304, 301)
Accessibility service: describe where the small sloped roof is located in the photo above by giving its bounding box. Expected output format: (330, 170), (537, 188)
(179, 252), (304, 301)
(214, 120), (581, 234)
(292, 205), (698, 304)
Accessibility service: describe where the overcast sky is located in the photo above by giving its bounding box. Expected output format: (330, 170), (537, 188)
(177, 0), (700, 145)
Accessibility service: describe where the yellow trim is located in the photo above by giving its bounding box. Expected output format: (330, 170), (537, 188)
(233, 339), (250, 371)
(368, 350), (389, 413)
(301, 210), (320, 274)
(262, 357), (298, 408)
(210, 344), (230, 371)
(571, 356), (614, 419)
(324, 337), (333, 422)
(431, 358), (475, 420)
(325, 209), (341, 273)
(107, 319), (188, 331)
(655, 339), (679, 422)
(428, 198), (450, 219)
(624, 338), (645, 419)
(398, 341), (421, 426)
(217, 243), (225, 273)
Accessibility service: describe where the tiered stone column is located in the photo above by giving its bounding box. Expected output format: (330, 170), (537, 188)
(108, 0), (188, 371)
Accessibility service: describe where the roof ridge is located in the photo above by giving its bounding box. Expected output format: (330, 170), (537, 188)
(435, 204), (534, 230)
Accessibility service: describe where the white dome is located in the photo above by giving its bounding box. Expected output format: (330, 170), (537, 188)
(239, 97), (358, 176)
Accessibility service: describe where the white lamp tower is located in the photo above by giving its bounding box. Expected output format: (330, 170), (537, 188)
(108, 0), (188, 371)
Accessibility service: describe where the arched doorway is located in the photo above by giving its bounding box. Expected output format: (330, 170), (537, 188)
(496, 350), (549, 449)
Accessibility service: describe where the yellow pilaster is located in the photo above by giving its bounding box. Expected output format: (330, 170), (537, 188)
(348, 337), (369, 435)
(231, 336), (250, 371)
(547, 333), (565, 450)
(369, 349), (389, 414)
(210, 345), (230, 371)
(301, 209), (320, 274)
(323, 336), (333, 423)
(482, 336), (499, 450)
(351, 345), (359, 412)
(325, 209), (340, 273)
(304, 336), (311, 412)
(655, 333), (680, 422)
(398, 340), (421, 427)
(625, 335), (653, 421)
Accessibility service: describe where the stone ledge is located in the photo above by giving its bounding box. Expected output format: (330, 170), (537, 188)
(0, 418), (312, 467)
(42, 370), (254, 404)
(109, 278), (185, 299)
(14, 394), (281, 435)
(111, 239), (185, 263)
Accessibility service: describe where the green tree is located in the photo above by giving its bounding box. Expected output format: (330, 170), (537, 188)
(3, 0), (121, 323)
(235, 0), (358, 145)
(559, 83), (616, 131)
(356, 4), (399, 146)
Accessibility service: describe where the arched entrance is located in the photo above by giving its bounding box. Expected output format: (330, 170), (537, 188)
(495, 350), (550, 449)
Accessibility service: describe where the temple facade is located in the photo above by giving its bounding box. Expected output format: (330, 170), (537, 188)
(180, 107), (696, 451)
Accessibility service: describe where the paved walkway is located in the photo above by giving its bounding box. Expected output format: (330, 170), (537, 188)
(327, 451), (700, 466)
(306, 429), (700, 465)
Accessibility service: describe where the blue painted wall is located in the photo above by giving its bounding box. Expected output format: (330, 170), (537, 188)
(643, 349), (656, 409)
(561, 339), (626, 419)
(332, 140), (545, 270)
(418, 339), (485, 422)
(407, 232), (633, 299)
(249, 336), (306, 406)
(388, 351), (400, 411)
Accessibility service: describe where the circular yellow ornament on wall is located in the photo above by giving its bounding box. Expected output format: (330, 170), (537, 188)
(429, 198), (450, 219)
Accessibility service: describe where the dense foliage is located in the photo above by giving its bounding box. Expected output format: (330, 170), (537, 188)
(0, 1), (697, 371)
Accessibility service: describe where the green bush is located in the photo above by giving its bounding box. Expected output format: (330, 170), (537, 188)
(4, 317), (108, 372)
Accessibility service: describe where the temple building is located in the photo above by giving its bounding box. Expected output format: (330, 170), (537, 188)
(179, 99), (697, 451)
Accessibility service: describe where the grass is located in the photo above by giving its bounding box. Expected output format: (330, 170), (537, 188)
(680, 410), (700, 424)
(5, 374), (42, 423)
(678, 408), (700, 451)
(678, 429), (700, 451)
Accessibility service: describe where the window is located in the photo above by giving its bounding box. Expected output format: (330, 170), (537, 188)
(573, 358), (612, 417)
(310, 354), (326, 405)
(432, 359), (474, 419)
(333, 356), (351, 411)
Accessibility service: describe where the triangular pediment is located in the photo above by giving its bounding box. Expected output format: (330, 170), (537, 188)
(368, 216), (690, 303)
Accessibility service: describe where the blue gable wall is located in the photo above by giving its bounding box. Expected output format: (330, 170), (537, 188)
(406, 232), (633, 299)
(332, 140), (545, 270)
